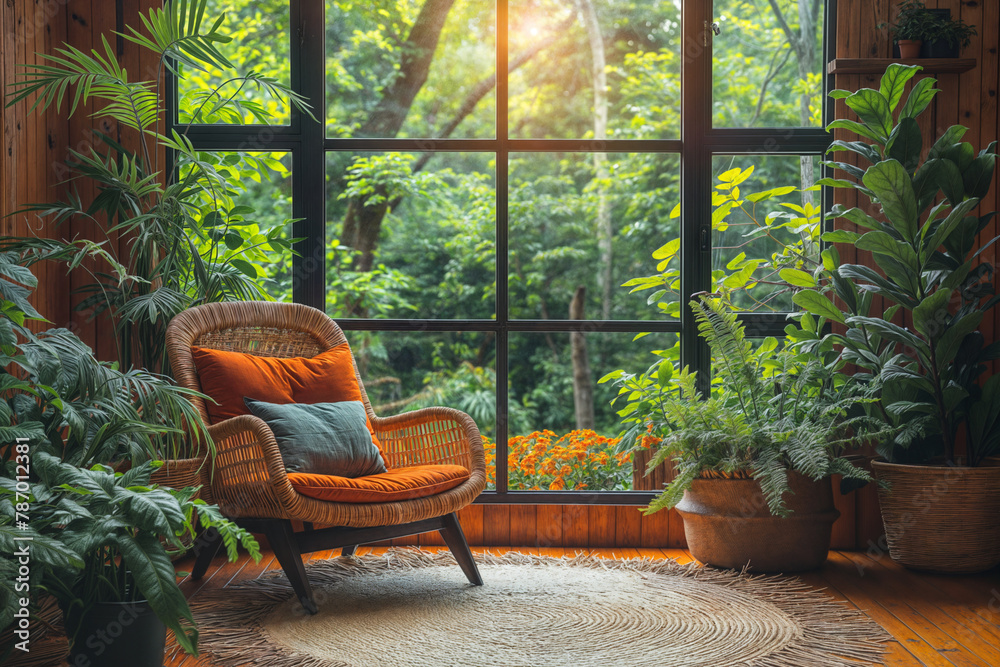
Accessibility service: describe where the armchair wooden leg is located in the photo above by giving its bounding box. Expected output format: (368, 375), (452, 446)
(341, 544), (358, 557)
(263, 520), (319, 615)
(439, 512), (483, 586)
(191, 525), (223, 580)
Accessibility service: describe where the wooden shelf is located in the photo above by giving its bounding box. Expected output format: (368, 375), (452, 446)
(828, 58), (976, 75)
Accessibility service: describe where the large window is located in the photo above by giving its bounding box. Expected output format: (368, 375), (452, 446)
(173, 0), (833, 502)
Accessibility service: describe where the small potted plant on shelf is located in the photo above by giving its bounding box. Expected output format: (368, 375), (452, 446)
(879, 1), (976, 59)
(603, 297), (889, 572)
(800, 63), (1000, 573)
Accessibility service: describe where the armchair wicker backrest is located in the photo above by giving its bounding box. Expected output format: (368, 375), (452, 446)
(167, 301), (378, 429)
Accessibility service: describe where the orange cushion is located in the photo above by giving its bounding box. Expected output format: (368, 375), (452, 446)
(191, 344), (383, 453)
(287, 465), (470, 503)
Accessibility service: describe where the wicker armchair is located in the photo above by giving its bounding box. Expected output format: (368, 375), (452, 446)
(166, 301), (486, 613)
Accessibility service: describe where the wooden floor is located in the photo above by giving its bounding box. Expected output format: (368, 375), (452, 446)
(169, 545), (1000, 667)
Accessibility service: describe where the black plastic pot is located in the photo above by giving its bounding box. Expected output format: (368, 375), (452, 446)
(66, 600), (166, 667)
(921, 8), (956, 57)
(889, 9), (961, 58)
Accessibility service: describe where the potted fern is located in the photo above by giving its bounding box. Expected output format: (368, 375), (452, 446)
(797, 63), (1000, 573)
(603, 297), (886, 571)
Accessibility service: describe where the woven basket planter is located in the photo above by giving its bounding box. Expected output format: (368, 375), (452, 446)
(150, 457), (212, 560)
(150, 457), (211, 502)
(871, 458), (1000, 573)
(676, 472), (839, 572)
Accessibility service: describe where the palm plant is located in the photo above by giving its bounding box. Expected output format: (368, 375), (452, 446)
(2, 0), (311, 375)
(0, 253), (208, 462)
(604, 296), (889, 516)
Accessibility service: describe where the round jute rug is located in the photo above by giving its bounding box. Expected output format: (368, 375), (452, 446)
(186, 549), (889, 667)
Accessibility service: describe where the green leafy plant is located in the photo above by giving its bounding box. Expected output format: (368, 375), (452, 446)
(796, 63), (999, 466)
(626, 165), (824, 320)
(0, 255), (209, 465)
(2, 0), (311, 379)
(2, 455), (259, 656)
(0, 253), (258, 657)
(602, 296), (887, 517)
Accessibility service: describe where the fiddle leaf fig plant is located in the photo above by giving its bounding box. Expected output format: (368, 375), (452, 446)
(798, 63), (999, 466)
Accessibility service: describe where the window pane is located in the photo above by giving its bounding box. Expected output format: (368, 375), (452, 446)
(179, 151), (295, 300)
(354, 330), (497, 486)
(506, 331), (679, 491)
(710, 155), (821, 313)
(325, 0), (496, 138)
(177, 0), (292, 125)
(711, 0), (824, 128)
(509, 0), (681, 139)
(325, 151), (496, 319)
(508, 152), (680, 321)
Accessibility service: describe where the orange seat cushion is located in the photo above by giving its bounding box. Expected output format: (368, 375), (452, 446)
(287, 465), (470, 503)
(191, 344), (383, 453)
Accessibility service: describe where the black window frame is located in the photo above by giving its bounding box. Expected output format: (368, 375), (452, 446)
(169, 0), (836, 505)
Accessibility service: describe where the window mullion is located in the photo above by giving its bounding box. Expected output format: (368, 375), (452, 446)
(495, 0), (510, 496)
(293, 0), (327, 310)
(679, 0), (713, 393)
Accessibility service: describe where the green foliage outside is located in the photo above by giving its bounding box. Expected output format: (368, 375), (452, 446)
(172, 0), (826, 488)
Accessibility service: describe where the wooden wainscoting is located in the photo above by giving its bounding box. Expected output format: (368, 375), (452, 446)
(367, 496), (877, 551)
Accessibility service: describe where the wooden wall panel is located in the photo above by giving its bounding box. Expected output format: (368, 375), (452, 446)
(2, 0), (162, 356)
(509, 505), (537, 546)
(535, 504), (563, 548)
(561, 504), (588, 547)
(2, 0), (68, 331)
(614, 505), (641, 547)
(482, 504), (510, 546)
(977, 0), (999, 374)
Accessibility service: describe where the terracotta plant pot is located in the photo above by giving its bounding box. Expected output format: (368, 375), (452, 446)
(897, 39), (922, 59)
(871, 459), (1000, 573)
(675, 472), (839, 572)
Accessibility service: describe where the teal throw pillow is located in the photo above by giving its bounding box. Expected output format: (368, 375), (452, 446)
(243, 398), (387, 478)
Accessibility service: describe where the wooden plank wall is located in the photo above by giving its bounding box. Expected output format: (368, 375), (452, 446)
(1, 0), (158, 347)
(2, 0), (70, 334)
(2, 2), (998, 549)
